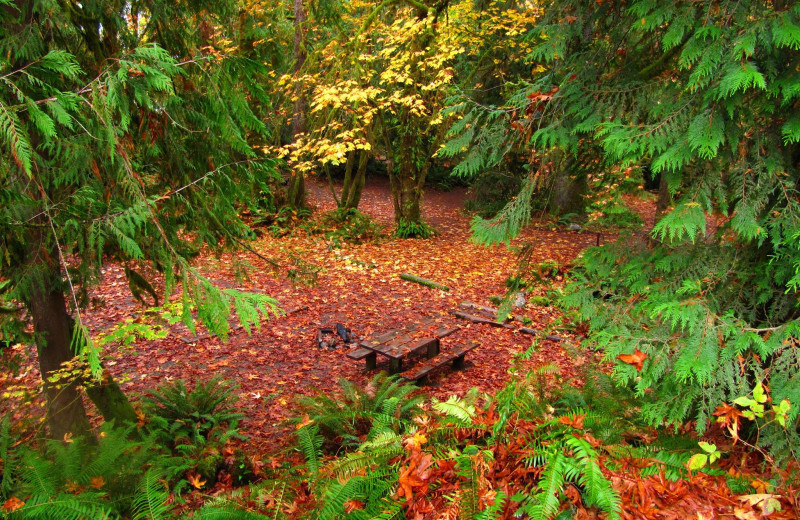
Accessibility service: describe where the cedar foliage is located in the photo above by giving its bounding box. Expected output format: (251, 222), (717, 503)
(443, 0), (800, 461)
(0, 0), (279, 436)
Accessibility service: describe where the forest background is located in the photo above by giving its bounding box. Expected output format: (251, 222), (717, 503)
(0, 0), (799, 518)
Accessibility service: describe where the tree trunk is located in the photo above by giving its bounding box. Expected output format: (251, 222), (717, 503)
(287, 0), (307, 209)
(550, 152), (586, 215)
(338, 151), (356, 208)
(655, 173), (670, 223)
(28, 266), (92, 440)
(389, 126), (429, 225)
(390, 164), (423, 224)
(83, 369), (139, 427)
(345, 151), (368, 209)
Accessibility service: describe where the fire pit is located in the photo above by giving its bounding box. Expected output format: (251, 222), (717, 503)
(317, 323), (355, 349)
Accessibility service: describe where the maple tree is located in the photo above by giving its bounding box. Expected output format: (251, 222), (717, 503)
(279, 0), (463, 231)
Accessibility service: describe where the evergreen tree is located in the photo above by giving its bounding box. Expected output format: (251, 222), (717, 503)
(444, 0), (800, 457)
(0, 0), (277, 439)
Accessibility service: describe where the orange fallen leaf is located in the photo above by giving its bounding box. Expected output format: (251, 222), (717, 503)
(617, 349), (647, 371)
(558, 413), (585, 430)
(713, 402), (743, 433)
(403, 431), (427, 450)
(2, 497), (25, 513)
(90, 476), (106, 490)
(296, 415), (314, 430)
(344, 499), (365, 513)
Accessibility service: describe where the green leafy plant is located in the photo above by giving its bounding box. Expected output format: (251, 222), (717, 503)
(1, 423), (168, 520)
(291, 373), (424, 451)
(395, 218), (435, 239)
(319, 208), (384, 247)
(142, 377), (245, 485)
(440, 0), (800, 468)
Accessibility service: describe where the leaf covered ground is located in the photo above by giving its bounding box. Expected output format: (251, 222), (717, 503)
(4, 178), (595, 448)
(2, 179), (797, 518)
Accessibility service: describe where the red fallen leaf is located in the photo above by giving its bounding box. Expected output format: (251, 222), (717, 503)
(713, 402), (743, 430)
(617, 349), (647, 371)
(558, 413), (585, 430)
(343, 499), (364, 513)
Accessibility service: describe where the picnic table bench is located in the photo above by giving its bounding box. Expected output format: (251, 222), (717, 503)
(347, 321), (460, 375)
(399, 339), (479, 383)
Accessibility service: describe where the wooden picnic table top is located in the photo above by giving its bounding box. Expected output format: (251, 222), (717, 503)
(359, 322), (459, 360)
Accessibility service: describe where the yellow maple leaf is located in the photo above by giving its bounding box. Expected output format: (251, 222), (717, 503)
(188, 473), (206, 489)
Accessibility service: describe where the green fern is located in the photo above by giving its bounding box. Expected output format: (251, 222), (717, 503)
(131, 469), (171, 520)
(291, 373), (423, 451)
(297, 424), (323, 477)
(432, 395), (477, 423)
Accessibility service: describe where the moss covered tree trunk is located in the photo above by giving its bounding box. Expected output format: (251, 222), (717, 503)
(29, 268), (92, 441)
(341, 150), (368, 209)
(389, 162), (426, 224)
(655, 174), (671, 223)
(83, 369), (138, 428)
(550, 151), (587, 215)
(388, 128), (429, 225)
(27, 242), (138, 438)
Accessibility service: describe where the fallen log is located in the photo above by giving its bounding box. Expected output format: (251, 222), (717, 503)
(452, 310), (515, 329)
(518, 327), (564, 342)
(459, 301), (515, 323)
(400, 273), (450, 291)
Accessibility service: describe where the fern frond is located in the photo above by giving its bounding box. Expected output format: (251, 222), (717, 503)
(131, 469), (171, 520)
(297, 424), (323, 477)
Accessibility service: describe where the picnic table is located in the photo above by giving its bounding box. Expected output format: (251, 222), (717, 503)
(347, 320), (460, 375)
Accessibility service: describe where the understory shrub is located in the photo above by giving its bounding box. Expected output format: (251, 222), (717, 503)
(395, 218), (435, 239)
(319, 208), (383, 246)
(0, 420), (171, 520)
(291, 373), (424, 451)
(561, 236), (800, 466)
(142, 377), (246, 487)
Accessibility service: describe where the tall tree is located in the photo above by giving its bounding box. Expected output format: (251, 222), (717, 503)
(0, 0), (277, 439)
(444, 0), (800, 459)
(286, 0), (309, 209)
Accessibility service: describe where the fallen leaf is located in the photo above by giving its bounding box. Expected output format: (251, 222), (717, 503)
(617, 349), (647, 371)
(558, 413), (585, 429)
(188, 472), (206, 489)
(344, 499), (364, 513)
(1, 497), (25, 513)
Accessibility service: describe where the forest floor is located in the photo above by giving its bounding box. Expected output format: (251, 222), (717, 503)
(3, 178), (798, 518)
(3, 177), (600, 452)
(105, 177), (603, 453)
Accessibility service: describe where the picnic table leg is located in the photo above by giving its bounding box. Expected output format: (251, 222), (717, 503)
(365, 352), (377, 371)
(389, 358), (402, 374)
(453, 354), (466, 370)
(427, 338), (440, 359)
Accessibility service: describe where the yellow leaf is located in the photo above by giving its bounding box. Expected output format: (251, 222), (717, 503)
(188, 473), (206, 489)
